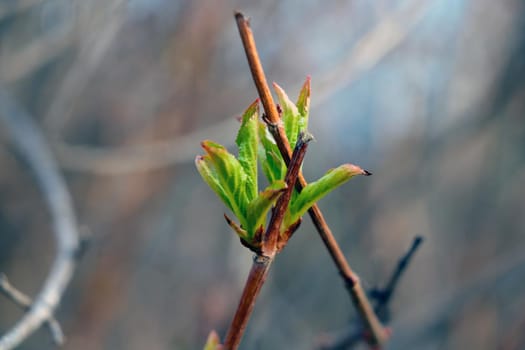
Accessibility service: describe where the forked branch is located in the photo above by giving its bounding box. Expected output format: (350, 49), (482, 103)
(223, 134), (311, 349)
(0, 87), (80, 350)
(235, 12), (388, 347)
(0, 274), (64, 345)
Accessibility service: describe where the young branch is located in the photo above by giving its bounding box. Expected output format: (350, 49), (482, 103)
(0, 87), (80, 350)
(262, 133), (312, 255)
(223, 135), (311, 349)
(235, 11), (387, 346)
(223, 256), (272, 350)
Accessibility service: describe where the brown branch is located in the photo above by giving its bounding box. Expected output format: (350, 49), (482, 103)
(223, 135), (311, 350)
(262, 133), (312, 255)
(319, 236), (424, 350)
(234, 12), (293, 165)
(235, 11), (387, 347)
(223, 256), (272, 349)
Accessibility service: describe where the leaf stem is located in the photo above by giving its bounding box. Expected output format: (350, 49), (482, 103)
(235, 11), (388, 347)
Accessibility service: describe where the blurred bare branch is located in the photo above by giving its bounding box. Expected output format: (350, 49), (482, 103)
(0, 274), (64, 346)
(43, 0), (127, 133)
(52, 116), (238, 174)
(391, 246), (525, 348)
(1, 32), (73, 83)
(314, 0), (435, 106)
(318, 236), (424, 350)
(0, 87), (79, 350)
(49, 0), (435, 176)
(0, 0), (45, 21)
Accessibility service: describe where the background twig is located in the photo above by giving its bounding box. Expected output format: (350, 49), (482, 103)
(0, 87), (79, 350)
(0, 274), (64, 345)
(319, 236), (424, 350)
(47, 0), (435, 176)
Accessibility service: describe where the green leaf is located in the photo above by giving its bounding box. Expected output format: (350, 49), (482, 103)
(258, 121), (286, 183)
(235, 100), (259, 201)
(246, 180), (287, 238)
(201, 140), (248, 227)
(285, 164), (368, 227)
(296, 77), (311, 133)
(273, 82), (301, 149)
(195, 155), (234, 213)
(203, 330), (221, 350)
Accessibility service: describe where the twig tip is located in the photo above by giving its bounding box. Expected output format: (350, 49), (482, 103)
(234, 11), (249, 23)
(298, 131), (315, 145)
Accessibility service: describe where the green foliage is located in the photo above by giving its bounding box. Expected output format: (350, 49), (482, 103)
(196, 101), (286, 245)
(235, 100), (259, 201)
(203, 330), (221, 350)
(196, 78), (367, 249)
(284, 164), (366, 228)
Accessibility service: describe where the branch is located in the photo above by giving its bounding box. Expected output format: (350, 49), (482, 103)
(0, 87), (80, 350)
(223, 134), (311, 350)
(372, 236), (424, 318)
(391, 245), (525, 347)
(235, 11), (387, 347)
(318, 236), (424, 350)
(0, 274), (64, 345)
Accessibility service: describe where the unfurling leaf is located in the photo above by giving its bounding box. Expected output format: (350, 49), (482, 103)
(236, 100), (259, 201)
(246, 180), (287, 238)
(295, 77), (311, 132)
(196, 78), (371, 252)
(195, 155), (234, 214)
(273, 82), (301, 149)
(203, 330), (222, 350)
(200, 140), (248, 227)
(285, 164), (369, 227)
(258, 122), (286, 183)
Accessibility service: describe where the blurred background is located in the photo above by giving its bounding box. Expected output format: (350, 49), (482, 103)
(1, 0), (524, 349)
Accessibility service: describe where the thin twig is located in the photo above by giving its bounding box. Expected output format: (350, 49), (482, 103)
(373, 236), (424, 318)
(391, 245), (525, 348)
(0, 87), (80, 350)
(223, 134), (311, 350)
(262, 133), (313, 255)
(43, 0), (127, 132)
(320, 236), (424, 350)
(235, 11), (387, 347)
(0, 274), (64, 345)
